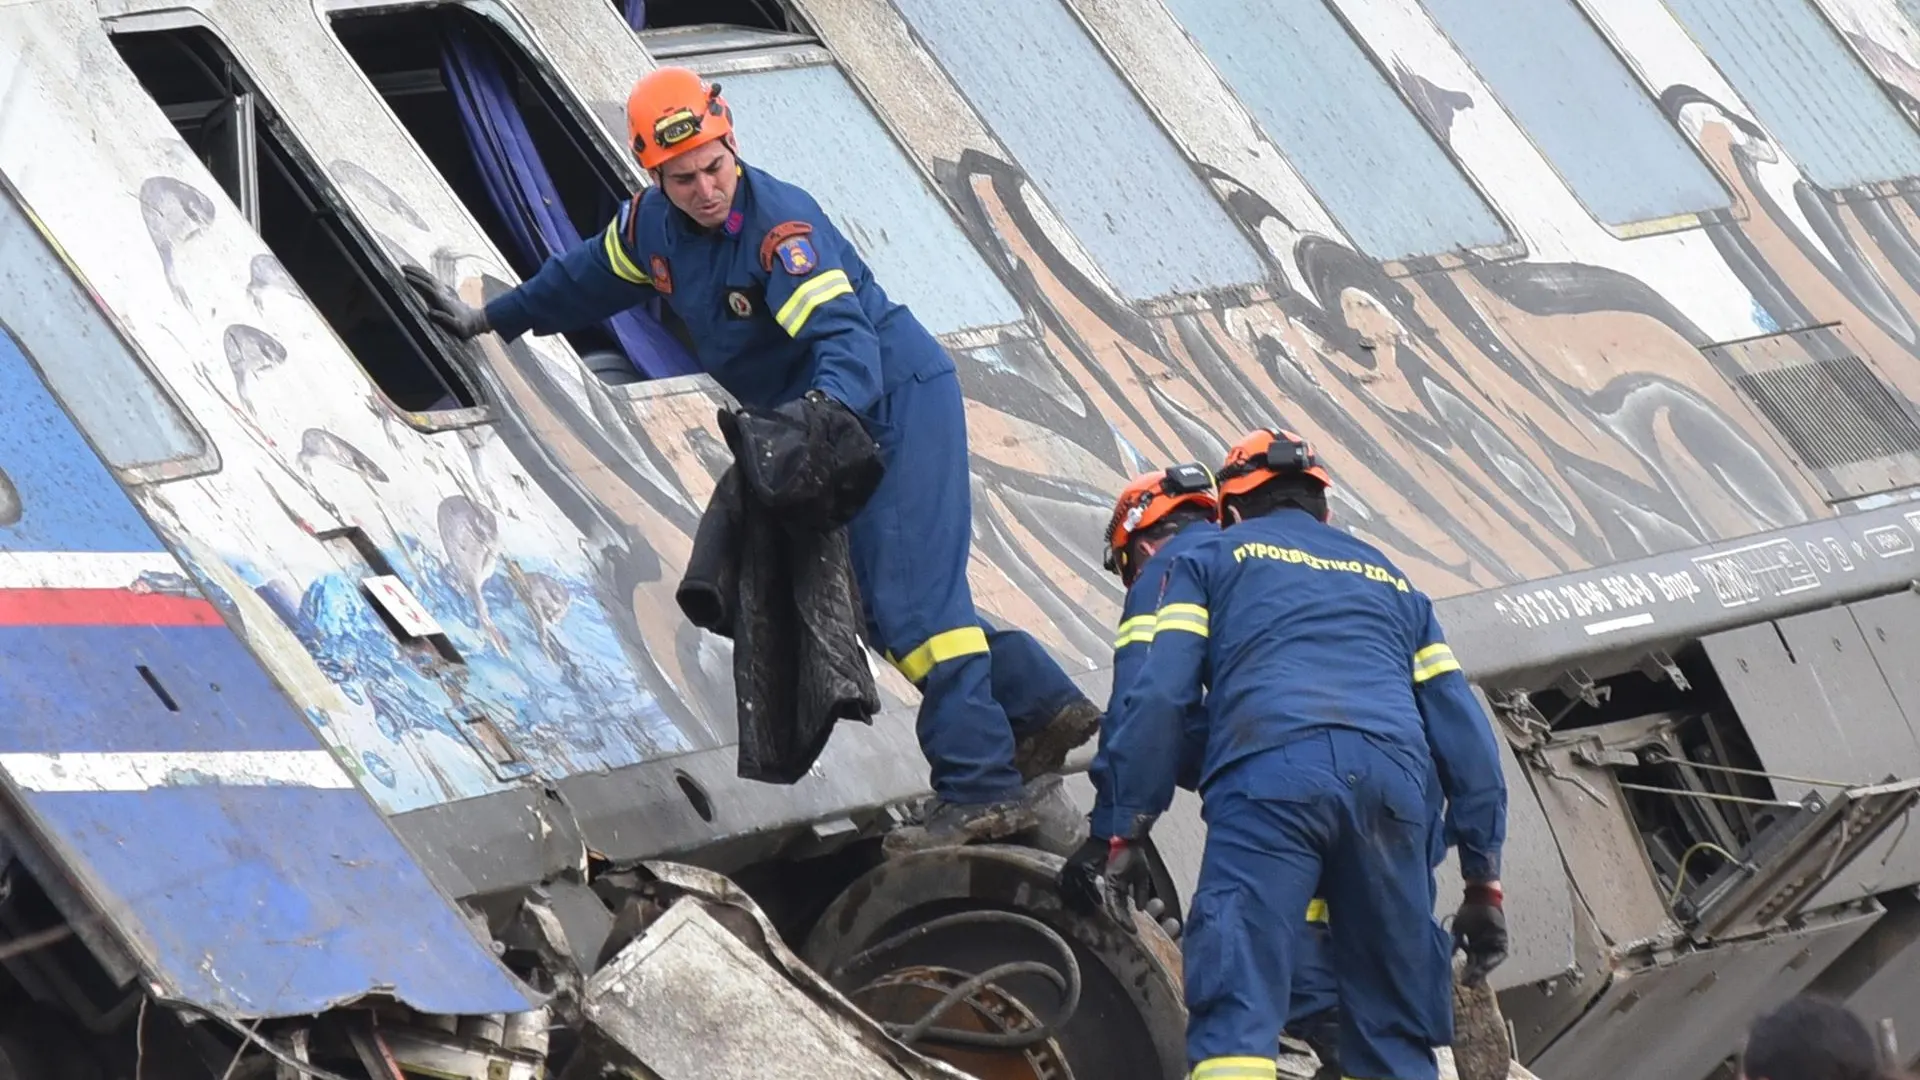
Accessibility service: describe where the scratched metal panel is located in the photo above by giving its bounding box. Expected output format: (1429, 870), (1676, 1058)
(0, 327), (529, 1017)
(889, 0), (1267, 300)
(1418, 0), (1730, 226)
(1160, 0), (1508, 259)
(706, 63), (1024, 335)
(1702, 606), (1920, 907)
(1528, 904), (1880, 1080)
(1664, 0), (1920, 190)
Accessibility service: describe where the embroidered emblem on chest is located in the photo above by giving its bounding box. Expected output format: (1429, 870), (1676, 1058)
(725, 289), (754, 319)
(650, 255), (673, 294)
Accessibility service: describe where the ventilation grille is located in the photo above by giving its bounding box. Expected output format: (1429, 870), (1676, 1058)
(1705, 326), (1920, 503)
(1734, 354), (1920, 469)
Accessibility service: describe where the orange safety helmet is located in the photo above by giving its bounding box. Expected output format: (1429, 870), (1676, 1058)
(1103, 461), (1219, 580)
(1216, 428), (1333, 500)
(626, 67), (735, 171)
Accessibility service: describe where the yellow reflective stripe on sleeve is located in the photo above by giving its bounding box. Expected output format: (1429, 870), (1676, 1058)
(1412, 642), (1460, 683)
(775, 268), (853, 336)
(1113, 615), (1156, 649)
(1306, 897), (1328, 924)
(602, 224), (650, 285)
(1191, 1057), (1276, 1080)
(886, 626), (990, 684)
(1152, 601), (1209, 639)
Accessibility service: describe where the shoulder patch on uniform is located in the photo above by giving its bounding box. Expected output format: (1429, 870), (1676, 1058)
(650, 255), (673, 295)
(760, 220), (816, 273)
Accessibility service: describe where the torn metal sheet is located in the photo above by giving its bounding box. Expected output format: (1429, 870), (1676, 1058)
(580, 861), (970, 1080)
(0, 329), (530, 1018)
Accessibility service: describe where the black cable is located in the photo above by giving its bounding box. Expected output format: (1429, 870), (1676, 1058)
(834, 909), (1083, 1051)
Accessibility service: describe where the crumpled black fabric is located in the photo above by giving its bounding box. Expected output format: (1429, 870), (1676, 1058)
(676, 396), (884, 783)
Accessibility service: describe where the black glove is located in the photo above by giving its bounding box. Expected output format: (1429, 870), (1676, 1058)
(1057, 835), (1107, 915)
(1453, 882), (1509, 986)
(1100, 836), (1155, 933)
(403, 265), (491, 340)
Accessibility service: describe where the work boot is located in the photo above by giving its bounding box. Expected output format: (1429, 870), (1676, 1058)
(1011, 698), (1102, 782)
(881, 787), (1043, 858)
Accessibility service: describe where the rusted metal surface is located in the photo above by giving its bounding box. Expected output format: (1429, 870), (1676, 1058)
(850, 966), (1073, 1080)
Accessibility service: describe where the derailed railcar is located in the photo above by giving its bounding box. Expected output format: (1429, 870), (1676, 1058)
(5, 0), (1920, 1077)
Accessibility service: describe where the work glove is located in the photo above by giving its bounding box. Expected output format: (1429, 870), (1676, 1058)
(1057, 835), (1107, 916)
(1100, 836), (1155, 933)
(1453, 881), (1509, 986)
(403, 265), (491, 340)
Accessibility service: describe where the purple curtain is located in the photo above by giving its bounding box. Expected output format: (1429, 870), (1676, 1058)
(625, 0), (647, 28)
(441, 25), (695, 379)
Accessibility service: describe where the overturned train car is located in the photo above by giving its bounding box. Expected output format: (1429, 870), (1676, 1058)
(5, 0), (1920, 1077)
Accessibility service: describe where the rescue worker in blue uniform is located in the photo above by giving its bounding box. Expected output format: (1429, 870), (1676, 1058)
(1055, 462), (1342, 1048)
(401, 66), (1099, 852)
(1098, 429), (1511, 1080)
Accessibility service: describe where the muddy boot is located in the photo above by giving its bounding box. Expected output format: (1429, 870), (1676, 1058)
(882, 788), (1043, 858)
(1011, 697), (1102, 782)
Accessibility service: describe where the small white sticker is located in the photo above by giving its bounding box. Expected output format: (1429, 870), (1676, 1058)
(363, 574), (444, 638)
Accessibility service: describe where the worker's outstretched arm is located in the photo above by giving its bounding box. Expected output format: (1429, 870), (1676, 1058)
(1411, 596), (1508, 883)
(759, 213), (884, 415)
(1085, 607), (1156, 840)
(483, 196), (659, 342)
(1106, 555), (1211, 838)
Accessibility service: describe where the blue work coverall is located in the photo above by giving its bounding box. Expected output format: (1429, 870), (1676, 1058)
(1084, 519), (1340, 1028)
(482, 161), (1083, 805)
(1107, 507), (1508, 1080)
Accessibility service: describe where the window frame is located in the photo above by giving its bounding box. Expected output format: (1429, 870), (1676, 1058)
(674, 42), (1041, 347)
(1416, 0), (1740, 240)
(0, 170), (222, 485)
(106, 13), (496, 431)
(1648, 0), (1920, 203)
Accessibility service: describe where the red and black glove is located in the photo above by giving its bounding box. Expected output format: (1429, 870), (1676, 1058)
(1100, 836), (1155, 933)
(1453, 882), (1509, 986)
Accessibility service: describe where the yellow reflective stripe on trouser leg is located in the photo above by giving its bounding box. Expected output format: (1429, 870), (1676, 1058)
(1306, 897), (1328, 924)
(775, 269), (853, 335)
(1412, 642), (1460, 683)
(1191, 1057), (1276, 1080)
(602, 225), (650, 285)
(886, 626), (990, 684)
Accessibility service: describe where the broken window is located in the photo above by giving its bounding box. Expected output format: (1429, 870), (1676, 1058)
(1158, 0), (1511, 260)
(693, 57), (1025, 336)
(334, 5), (698, 383)
(111, 27), (480, 413)
(892, 0), (1267, 302)
(0, 181), (210, 480)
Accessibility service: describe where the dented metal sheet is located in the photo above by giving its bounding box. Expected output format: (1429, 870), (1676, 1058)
(0, 323), (529, 1018)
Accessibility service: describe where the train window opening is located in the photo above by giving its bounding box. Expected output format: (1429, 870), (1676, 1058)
(695, 59), (1025, 336)
(617, 0), (802, 34)
(1157, 0), (1511, 261)
(111, 27), (480, 412)
(1664, 0), (1920, 190)
(891, 0), (1267, 302)
(333, 5), (676, 379)
(1419, 0), (1732, 228)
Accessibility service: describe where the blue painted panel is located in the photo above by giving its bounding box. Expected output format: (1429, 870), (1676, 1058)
(1667, 0), (1920, 189)
(0, 627), (331, 754)
(1420, 0), (1730, 226)
(721, 65), (1026, 335)
(892, 0), (1268, 300)
(28, 786), (529, 1016)
(1159, 0), (1511, 260)
(0, 334), (164, 552)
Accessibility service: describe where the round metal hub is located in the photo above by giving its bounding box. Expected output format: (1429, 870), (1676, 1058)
(850, 965), (1074, 1080)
